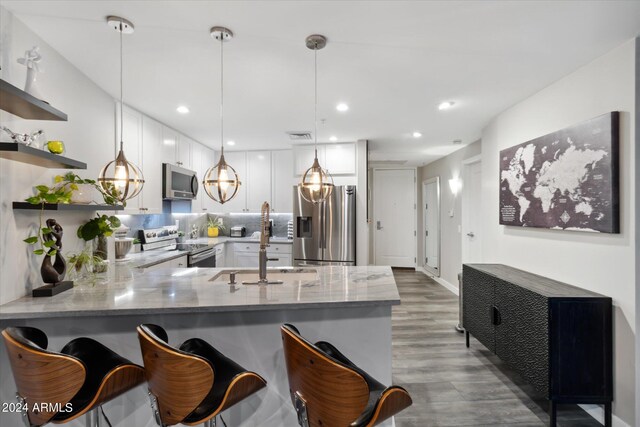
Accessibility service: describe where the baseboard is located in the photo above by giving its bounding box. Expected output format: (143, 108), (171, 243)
(417, 268), (459, 296)
(579, 404), (629, 427)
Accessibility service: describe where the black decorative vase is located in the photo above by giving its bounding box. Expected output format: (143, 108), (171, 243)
(34, 218), (73, 297)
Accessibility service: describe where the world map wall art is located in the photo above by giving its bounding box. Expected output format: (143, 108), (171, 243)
(499, 112), (620, 233)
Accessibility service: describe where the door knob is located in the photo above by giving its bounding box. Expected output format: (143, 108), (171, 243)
(467, 232), (475, 238)
(376, 221), (383, 230)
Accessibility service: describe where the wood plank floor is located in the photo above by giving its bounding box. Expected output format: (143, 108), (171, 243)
(391, 269), (601, 427)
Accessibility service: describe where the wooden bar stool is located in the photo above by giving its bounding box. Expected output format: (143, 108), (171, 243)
(137, 324), (266, 427)
(281, 324), (412, 427)
(2, 326), (145, 427)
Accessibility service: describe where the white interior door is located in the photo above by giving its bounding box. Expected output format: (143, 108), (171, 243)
(423, 177), (440, 275)
(373, 169), (416, 267)
(461, 159), (483, 263)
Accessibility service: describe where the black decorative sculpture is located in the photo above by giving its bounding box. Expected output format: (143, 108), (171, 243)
(40, 219), (67, 283)
(33, 218), (73, 297)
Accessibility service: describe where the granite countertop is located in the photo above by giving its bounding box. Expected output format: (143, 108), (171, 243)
(123, 236), (293, 269)
(0, 266), (399, 320)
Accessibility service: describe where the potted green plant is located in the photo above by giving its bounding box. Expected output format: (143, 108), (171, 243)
(206, 216), (225, 237)
(66, 246), (107, 285)
(53, 172), (120, 206)
(77, 214), (121, 261)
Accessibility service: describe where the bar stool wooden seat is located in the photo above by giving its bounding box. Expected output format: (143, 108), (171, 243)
(281, 324), (412, 427)
(137, 324), (266, 427)
(2, 326), (145, 427)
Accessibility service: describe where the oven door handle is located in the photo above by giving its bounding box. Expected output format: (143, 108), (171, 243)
(189, 249), (216, 263)
(191, 175), (199, 197)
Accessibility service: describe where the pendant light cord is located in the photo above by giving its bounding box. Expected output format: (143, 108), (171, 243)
(220, 34), (224, 155)
(314, 42), (318, 157)
(119, 21), (124, 151)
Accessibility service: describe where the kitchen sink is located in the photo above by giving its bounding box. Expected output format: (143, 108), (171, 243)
(210, 268), (318, 285)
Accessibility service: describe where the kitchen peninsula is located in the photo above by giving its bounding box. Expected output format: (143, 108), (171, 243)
(0, 265), (400, 427)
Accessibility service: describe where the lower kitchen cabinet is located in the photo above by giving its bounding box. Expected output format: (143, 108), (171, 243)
(143, 255), (188, 271)
(214, 244), (225, 267)
(230, 242), (292, 267)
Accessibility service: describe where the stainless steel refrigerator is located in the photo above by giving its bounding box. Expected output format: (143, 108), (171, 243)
(293, 185), (356, 266)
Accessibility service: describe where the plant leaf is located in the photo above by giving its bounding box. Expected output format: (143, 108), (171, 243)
(25, 196), (41, 204)
(48, 249), (57, 257)
(33, 249), (44, 255)
(43, 240), (56, 248)
(54, 175), (64, 183)
(36, 185), (49, 193)
(41, 227), (52, 234)
(23, 236), (38, 244)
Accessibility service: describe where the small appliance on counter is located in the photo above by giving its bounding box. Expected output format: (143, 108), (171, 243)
(139, 225), (216, 267)
(114, 224), (134, 261)
(230, 226), (246, 237)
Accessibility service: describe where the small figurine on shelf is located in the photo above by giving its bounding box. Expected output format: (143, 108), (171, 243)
(17, 46), (44, 100)
(32, 218), (74, 297)
(0, 126), (44, 147)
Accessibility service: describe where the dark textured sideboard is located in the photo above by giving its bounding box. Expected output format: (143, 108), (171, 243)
(462, 264), (612, 427)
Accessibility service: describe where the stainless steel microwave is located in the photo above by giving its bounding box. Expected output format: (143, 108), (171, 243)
(162, 163), (198, 200)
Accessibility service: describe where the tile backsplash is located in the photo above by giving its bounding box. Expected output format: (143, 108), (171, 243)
(116, 212), (292, 239)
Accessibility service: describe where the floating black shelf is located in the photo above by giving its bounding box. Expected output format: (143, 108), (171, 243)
(0, 79), (68, 121)
(12, 202), (124, 211)
(0, 143), (86, 169)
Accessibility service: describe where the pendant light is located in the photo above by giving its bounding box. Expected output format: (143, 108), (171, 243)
(98, 16), (144, 203)
(203, 26), (241, 204)
(298, 34), (334, 204)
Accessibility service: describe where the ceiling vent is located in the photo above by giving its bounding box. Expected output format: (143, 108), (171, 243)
(369, 160), (408, 167)
(287, 131), (312, 141)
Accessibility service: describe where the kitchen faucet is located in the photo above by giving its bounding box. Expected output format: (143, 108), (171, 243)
(244, 201), (283, 285)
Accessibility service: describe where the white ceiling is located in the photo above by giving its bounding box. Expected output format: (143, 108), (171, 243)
(3, 1), (639, 166)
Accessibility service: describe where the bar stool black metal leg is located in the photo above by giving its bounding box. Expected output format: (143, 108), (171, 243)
(604, 402), (612, 427)
(465, 330), (470, 348)
(204, 416), (217, 427)
(549, 401), (557, 427)
(85, 407), (101, 427)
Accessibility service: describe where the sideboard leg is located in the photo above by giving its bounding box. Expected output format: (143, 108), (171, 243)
(465, 330), (470, 348)
(604, 402), (612, 427)
(549, 401), (557, 427)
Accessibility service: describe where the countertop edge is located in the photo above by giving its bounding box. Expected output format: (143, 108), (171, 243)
(0, 298), (401, 321)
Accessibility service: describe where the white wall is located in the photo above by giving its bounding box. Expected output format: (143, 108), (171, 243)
(0, 8), (118, 304)
(481, 38), (637, 426)
(418, 141), (481, 287)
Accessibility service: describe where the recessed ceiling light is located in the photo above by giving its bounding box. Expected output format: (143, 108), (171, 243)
(329, 136), (337, 142)
(438, 101), (455, 110)
(336, 103), (349, 112)
(176, 105), (190, 114)
(412, 131), (422, 138)
(227, 140), (235, 146)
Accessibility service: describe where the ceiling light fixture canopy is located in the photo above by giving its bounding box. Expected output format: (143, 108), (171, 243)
(98, 16), (144, 204)
(298, 34), (334, 204)
(203, 26), (241, 204)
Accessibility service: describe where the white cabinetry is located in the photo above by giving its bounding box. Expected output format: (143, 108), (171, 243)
(140, 116), (164, 214)
(294, 143), (355, 176)
(176, 136), (192, 169)
(201, 147), (218, 213)
(116, 104), (143, 214)
(221, 152), (247, 213)
(143, 255), (188, 271)
(246, 151), (272, 212)
(161, 126), (178, 165)
(229, 242), (292, 267)
(272, 150), (293, 213)
(325, 143), (356, 175)
(214, 244), (225, 267)
(294, 145), (325, 176)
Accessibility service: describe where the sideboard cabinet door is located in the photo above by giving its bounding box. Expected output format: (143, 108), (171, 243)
(462, 265), (495, 352)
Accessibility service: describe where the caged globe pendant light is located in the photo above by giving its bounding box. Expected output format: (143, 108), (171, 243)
(298, 35), (334, 204)
(203, 26), (241, 204)
(98, 16), (144, 204)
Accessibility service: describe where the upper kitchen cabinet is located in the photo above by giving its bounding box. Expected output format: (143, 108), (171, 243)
(272, 149), (293, 213)
(220, 151), (247, 213)
(246, 151), (272, 212)
(115, 103), (143, 213)
(192, 144), (218, 213)
(176, 135), (193, 169)
(160, 126), (178, 165)
(140, 116), (164, 214)
(294, 145), (325, 176)
(325, 143), (356, 175)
